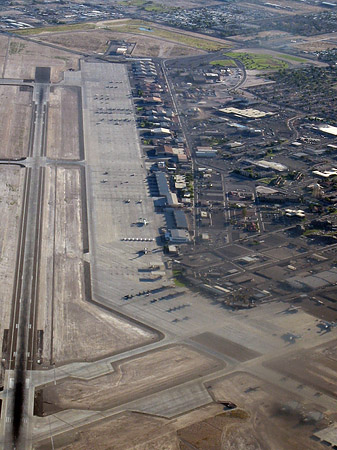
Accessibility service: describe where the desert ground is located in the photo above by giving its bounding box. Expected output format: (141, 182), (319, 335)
(0, 85), (32, 159)
(46, 86), (82, 160)
(0, 166), (25, 381)
(3, 37), (79, 82)
(38, 345), (223, 413)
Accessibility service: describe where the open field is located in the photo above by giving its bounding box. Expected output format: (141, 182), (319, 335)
(131, 35), (205, 58)
(239, 0), (327, 15)
(204, 371), (327, 450)
(0, 35), (10, 77)
(290, 32), (337, 52)
(0, 166), (25, 381)
(38, 345), (223, 413)
(47, 86), (81, 160)
(35, 411), (179, 450)
(265, 339), (337, 399)
(38, 29), (205, 58)
(118, 0), (175, 12)
(0, 85), (32, 159)
(101, 20), (230, 51)
(132, 0), (223, 6)
(210, 59), (237, 67)
(14, 23), (96, 36)
(37, 166), (158, 366)
(22, 19), (231, 52)
(225, 51), (289, 70)
(4, 38), (79, 82)
(37, 30), (111, 54)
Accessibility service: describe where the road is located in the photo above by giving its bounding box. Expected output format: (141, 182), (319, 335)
(0, 74), (49, 450)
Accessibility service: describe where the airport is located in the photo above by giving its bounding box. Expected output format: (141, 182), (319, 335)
(0, 4), (336, 445)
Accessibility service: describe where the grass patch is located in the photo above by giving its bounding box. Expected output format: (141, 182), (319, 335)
(13, 23), (96, 36)
(104, 20), (229, 51)
(210, 59), (237, 67)
(173, 269), (187, 287)
(225, 52), (288, 70)
(9, 41), (25, 54)
(224, 409), (250, 420)
(274, 53), (307, 63)
(173, 278), (186, 287)
(118, 0), (176, 11)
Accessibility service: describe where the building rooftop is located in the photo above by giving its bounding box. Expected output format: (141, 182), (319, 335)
(318, 124), (337, 136)
(173, 210), (188, 229)
(219, 107), (269, 119)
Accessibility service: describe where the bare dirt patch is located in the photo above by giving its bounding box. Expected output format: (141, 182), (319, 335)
(0, 166), (25, 380)
(47, 86), (81, 160)
(37, 166), (157, 366)
(131, 37), (205, 58)
(4, 38), (79, 82)
(39, 345), (223, 413)
(35, 411), (179, 450)
(201, 371), (326, 450)
(37, 30), (111, 54)
(0, 85), (32, 159)
(265, 340), (337, 398)
(37, 29), (205, 58)
(0, 35), (10, 76)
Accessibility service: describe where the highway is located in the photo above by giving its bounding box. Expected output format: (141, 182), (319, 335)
(0, 73), (49, 449)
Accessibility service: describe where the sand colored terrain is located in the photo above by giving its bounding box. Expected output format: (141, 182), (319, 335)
(265, 339), (337, 398)
(3, 38), (79, 83)
(204, 372), (325, 450)
(37, 166), (157, 366)
(35, 412), (179, 450)
(0, 35), (10, 77)
(40, 345), (223, 412)
(0, 166), (25, 380)
(0, 85), (32, 159)
(37, 29), (206, 58)
(37, 30), (111, 55)
(47, 86), (81, 160)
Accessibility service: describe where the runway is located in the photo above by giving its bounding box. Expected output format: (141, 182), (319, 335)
(0, 69), (50, 449)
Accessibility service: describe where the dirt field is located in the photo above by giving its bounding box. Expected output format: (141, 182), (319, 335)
(37, 30), (111, 54)
(291, 33), (337, 52)
(203, 371), (326, 450)
(98, 20), (231, 51)
(37, 166), (157, 366)
(0, 35), (10, 77)
(0, 166), (25, 381)
(238, 0), (326, 15)
(34, 366), (329, 449)
(265, 339), (337, 399)
(131, 36), (205, 58)
(47, 86), (81, 160)
(39, 345), (223, 413)
(0, 85), (32, 159)
(3, 38), (79, 82)
(38, 29), (206, 58)
(35, 411), (179, 450)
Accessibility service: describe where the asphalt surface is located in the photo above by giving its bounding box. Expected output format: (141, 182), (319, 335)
(0, 74), (50, 450)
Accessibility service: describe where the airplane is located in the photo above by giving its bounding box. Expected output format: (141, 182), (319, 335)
(138, 218), (149, 226)
(317, 320), (336, 332)
(244, 386), (260, 394)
